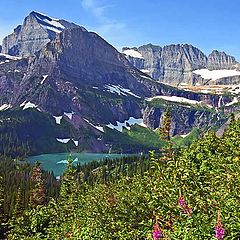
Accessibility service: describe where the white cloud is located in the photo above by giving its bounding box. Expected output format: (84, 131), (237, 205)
(82, 0), (111, 22)
(81, 0), (131, 48)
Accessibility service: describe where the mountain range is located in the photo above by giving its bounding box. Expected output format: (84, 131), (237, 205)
(122, 45), (240, 87)
(0, 11), (239, 155)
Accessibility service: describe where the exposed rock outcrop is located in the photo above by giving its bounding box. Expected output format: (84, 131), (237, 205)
(1, 11), (80, 57)
(207, 50), (239, 70)
(123, 44), (240, 86)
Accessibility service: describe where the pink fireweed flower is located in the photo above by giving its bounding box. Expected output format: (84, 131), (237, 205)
(178, 196), (187, 209)
(215, 211), (225, 239)
(153, 222), (162, 240)
(215, 225), (225, 239)
(178, 196), (192, 217)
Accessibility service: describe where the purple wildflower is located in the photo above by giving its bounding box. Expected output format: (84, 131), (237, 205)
(215, 211), (225, 239)
(178, 196), (192, 217)
(215, 225), (225, 239)
(178, 196), (187, 209)
(153, 222), (162, 239)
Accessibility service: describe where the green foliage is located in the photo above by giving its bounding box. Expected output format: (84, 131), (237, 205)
(0, 108), (73, 157)
(0, 155), (59, 239)
(30, 163), (47, 208)
(157, 109), (171, 141)
(172, 127), (201, 147)
(4, 118), (240, 239)
(103, 125), (165, 153)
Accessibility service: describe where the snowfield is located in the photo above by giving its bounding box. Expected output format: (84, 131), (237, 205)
(73, 140), (79, 147)
(105, 85), (141, 98)
(193, 69), (240, 81)
(53, 116), (63, 124)
(146, 95), (201, 105)
(56, 138), (70, 144)
(0, 104), (11, 111)
(122, 49), (144, 59)
(84, 119), (104, 133)
(107, 117), (147, 132)
(225, 97), (239, 106)
(34, 11), (66, 33)
(0, 54), (22, 64)
(140, 75), (152, 80)
(20, 101), (38, 110)
(140, 69), (150, 74)
(41, 75), (48, 84)
(229, 84), (240, 94)
(64, 112), (74, 120)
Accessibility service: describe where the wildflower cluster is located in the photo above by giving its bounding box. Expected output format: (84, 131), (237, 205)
(152, 218), (162, 240)
(178, 196), (192, 217)
(215, 211), (225, 240)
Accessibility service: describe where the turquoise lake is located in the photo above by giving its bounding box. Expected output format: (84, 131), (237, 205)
(28, 153), (129, 176)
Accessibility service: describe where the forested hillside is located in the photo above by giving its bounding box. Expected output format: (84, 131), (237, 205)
(0, 116), (239, 239)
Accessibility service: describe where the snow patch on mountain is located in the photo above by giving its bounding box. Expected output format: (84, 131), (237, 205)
(146, 95), (201, 105)
(20, 101), (38, 110)
(0, 54), (22, 61)
(56, 138), (70, 144)
(53, 116), (63, 124)
(0, 54), (22, 64)
(64, 112), (74, 120)
(180, 132), (191, 138)
(140, 69), (150, 74)
(0, 104), (11, 111)
(193, 69), (240, 81)
(84, 119), (104, 132)
(229, 84), (240, 94)
(225, 97), (238, 106)
(41, 75), (48, 84)
(73, 140), (79, 147)
(105, 85), (141, 98)
(107, 117), (147, 132)
(140, 75), (152, 80)
(122, 49), (143, 59)
(33, 11), (66, 33)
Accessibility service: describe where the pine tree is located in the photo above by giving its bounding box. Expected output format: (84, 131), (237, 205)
(160, 109), (172, 141)
(30, 162), (46, 208)
(0, 175), (6, 239)
(159, 109), (173, 161)
(12, 188), (24, 219)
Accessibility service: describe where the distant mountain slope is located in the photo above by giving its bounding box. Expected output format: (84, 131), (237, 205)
(122, 44), (240, 86)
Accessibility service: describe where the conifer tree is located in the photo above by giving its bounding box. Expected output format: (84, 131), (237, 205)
(0, 175), (6, 239)
(0, 176), (4, 217)
(30, 162), (46, 208)
(159, 109), (173, 161)
(12, 188), (24, 219)
(160, 109), (172, 141)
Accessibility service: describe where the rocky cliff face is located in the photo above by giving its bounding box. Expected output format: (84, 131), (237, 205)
(143, 104), (226, 136)
(207, 50), (239, 70)
(1, 11), (80, 57)
(123, 44), (240, 86)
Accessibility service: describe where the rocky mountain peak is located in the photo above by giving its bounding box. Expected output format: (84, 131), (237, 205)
(123, 43), (207, 84)
(207, 50), (238, 70)
(123, 43), (240, 85)
(1, 11), (81, 57)
(30, 27), (132, 85)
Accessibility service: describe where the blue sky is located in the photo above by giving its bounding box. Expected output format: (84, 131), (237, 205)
(1, 0), (240, 59)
